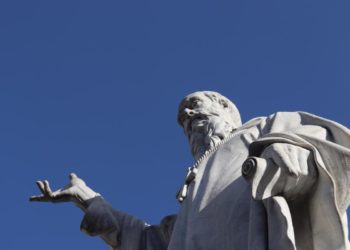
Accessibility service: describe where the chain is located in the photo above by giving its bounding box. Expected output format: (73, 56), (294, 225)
(176, 129), (242, 203)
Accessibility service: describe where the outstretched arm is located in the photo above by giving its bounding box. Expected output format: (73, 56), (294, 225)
(30, 173), (122, 248)
(30, 174), (176, 250)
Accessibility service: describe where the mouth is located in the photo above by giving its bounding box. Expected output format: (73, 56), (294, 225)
(186, 116), (208, 135)
(191, 116), (203, 124)
(191, 113), (207, 122)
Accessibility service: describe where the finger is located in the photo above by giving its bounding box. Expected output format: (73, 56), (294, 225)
(69, 172), (85, 186)
(283, 145), (309, 177)
(43, 180), (52, 194)
(69, 173), (78, 180)
(29, 195), (49, 202)
(50, 192), (73, 203)
(295, 148), (310, 175)
(280, 146), (300, 176)
(36, 181), (46, 194)
(263, 144), (299, 177)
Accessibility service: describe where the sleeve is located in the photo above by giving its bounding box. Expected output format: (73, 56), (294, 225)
(243, 114), (350, 250)
(80, 196), (176, 250)
(244, 142), (317, 201)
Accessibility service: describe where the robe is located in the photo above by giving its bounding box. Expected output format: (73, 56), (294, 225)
(80, 112), (350, 250)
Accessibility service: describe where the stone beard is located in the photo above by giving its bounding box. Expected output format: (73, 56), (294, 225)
(30, 90), (350, 250)
(178, 91), (242, 160)
(188, 115), (235, 160)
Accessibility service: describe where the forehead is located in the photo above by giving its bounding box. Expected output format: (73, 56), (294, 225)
(180, 93), (211, 107)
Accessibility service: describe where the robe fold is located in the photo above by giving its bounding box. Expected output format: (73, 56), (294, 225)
(81, 112), (350, 250)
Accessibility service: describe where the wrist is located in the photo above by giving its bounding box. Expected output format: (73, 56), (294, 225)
(78, 187), (100, 201)
(73, 185), (102, 211)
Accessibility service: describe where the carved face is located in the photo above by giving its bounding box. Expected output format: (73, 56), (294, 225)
(178, 93), (225, 137)
(178, 91), (239, 159)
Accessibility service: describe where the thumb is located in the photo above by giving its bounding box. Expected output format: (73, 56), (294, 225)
(69, 173), (86, 186)
(69, 173), (78, 180)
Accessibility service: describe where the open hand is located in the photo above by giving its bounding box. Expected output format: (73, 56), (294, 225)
(30, 173), (99, 206)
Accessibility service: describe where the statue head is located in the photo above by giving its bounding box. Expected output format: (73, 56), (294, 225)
(177, 91), (242, 160)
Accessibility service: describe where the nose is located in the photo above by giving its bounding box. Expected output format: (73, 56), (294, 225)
(178, 108), (198, 127)
(184, 108), (196, 117)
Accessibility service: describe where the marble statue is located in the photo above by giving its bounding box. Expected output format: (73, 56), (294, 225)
(30, 91), (350, 250)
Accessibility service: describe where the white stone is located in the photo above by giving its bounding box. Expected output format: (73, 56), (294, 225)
(31, 91), (350, 250)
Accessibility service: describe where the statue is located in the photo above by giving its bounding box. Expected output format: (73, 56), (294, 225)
(30, 91), (350, 250)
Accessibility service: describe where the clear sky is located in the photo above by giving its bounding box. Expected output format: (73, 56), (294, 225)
(1, 1), (350, 249)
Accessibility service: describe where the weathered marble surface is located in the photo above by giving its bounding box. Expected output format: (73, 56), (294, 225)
(31, 91), (350, 250)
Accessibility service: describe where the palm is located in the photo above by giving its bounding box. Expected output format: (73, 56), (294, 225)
(30, 173), (86, 203)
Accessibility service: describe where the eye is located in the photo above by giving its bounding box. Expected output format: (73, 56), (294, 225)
(191, 99), (201, 108)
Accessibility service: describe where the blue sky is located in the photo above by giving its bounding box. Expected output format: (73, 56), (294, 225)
(1, 1), (350, 249)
